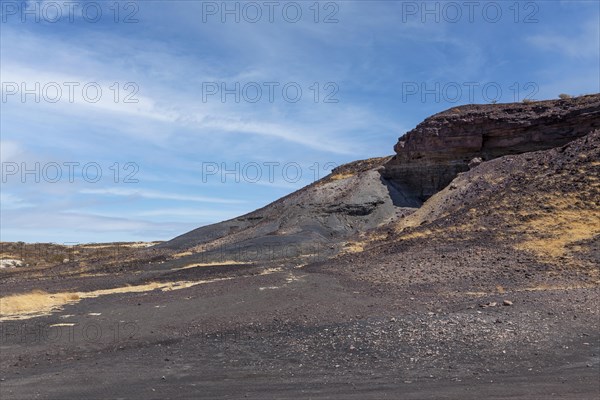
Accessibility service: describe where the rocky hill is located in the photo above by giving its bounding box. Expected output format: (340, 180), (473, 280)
(158, 95), (600, 266)
(311, 129), (600, 292)
(383, 94), (600, 200)
(157, 156), (420, 264)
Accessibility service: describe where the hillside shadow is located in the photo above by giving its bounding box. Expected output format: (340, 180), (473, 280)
(379, 174), (423, 208)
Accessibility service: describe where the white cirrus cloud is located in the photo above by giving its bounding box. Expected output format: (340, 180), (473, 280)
(79, 187), (246, 204)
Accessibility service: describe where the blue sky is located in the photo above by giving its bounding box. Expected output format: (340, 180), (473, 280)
(1, 0), (599, 243)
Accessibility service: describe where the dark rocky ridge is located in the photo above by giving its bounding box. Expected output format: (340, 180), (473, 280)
(315, 129), (600, 288)
(383, 94), (600, 200)
(157, 94), (600, 264)
(157, 156), (419, 263)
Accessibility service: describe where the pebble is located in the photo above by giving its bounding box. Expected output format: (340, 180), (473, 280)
(503, 300), (513, 306)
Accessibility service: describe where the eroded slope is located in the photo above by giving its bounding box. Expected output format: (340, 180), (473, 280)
(158, 157), (420, 264)
(314, 130), (600, 292)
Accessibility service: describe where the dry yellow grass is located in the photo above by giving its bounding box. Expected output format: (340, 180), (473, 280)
(367, 233), (388, 242)
(82, 242), (160, 249)
(0, 278), (234, 321)
(339, 231), (394, 255)
(450, 281), (599, 298)
(398, 178), (599, 262)
(172, 251), (193, 259)
(0, 290), (79, 320)
(259, 267), (283, 275)
(515, 208), (600, 258)
(396, 229), (434, 240)
(341, 242), (365, 254)
(329, 172), (355, 181)
(171, 261), (249, 271)
(0, 265), (288, 321)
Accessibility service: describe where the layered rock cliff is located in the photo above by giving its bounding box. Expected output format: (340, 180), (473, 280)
(157, 94), (599, 263)
(383, 94), (600, 200)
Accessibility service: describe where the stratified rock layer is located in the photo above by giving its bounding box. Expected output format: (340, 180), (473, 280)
(383, 94), (600, 200)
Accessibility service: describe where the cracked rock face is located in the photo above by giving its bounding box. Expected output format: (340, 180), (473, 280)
(383, 94), (600, 200)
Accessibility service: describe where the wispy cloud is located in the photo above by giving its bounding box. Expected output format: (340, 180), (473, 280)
(2, 1), (597, 242)
(1, 209), (197, 243)
(79, 188), (245, 204)
(1, 28), (376, 155)
(527, 18), (600, 59)
(0, 193), (34, 210)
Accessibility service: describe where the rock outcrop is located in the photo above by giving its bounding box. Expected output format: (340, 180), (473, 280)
(157, 94), (600, 264)
(312, 129), (600, 294)
(157, 157), (419, 263)
(383, 94), (600, 200)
